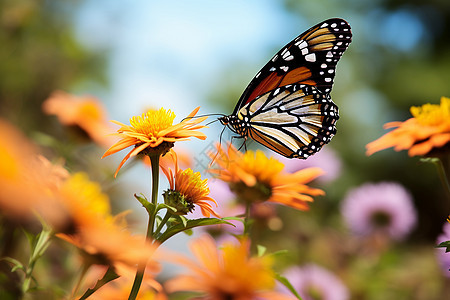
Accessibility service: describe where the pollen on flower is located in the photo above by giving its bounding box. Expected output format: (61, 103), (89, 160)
(366, 96), (450, 157)
(129, 108), (176, 137)
(103, 106), (207, 177)
(410, 96), (450, 126)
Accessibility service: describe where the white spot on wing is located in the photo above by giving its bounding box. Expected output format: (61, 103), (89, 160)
(305, 53), (316, 62)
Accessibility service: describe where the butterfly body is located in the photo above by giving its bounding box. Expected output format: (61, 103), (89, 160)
(221, 18), (352, 159)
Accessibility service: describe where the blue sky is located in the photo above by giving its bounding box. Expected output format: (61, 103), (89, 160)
(75, 0), (302, 120)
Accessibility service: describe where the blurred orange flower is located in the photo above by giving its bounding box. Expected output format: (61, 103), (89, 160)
(161, 150), (219, 218)
(88, 264), (166, 300)
(56, 173), (158, 269)
(42, 91), (116, 147)
(366, 96), (450, 157)
(210, 144), (325, 211)
(0, 120), (67, 224)
(102, 107), (207, 177)
(165, 235), (293, 300)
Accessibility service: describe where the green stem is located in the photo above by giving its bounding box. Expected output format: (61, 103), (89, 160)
(153, 211), (171, 238)
(22, 227), (52, 294)
(128, 154), (160, 300)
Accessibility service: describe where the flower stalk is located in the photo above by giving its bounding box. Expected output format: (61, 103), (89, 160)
(128, 153), (160, 300)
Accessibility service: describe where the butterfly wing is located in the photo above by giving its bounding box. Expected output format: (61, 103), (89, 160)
(233, 18), (352, 115)
(236, 84), (339, 159)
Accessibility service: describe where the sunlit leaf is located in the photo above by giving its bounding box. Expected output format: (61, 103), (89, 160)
(158, 218), (235, 243)
(275, 273), (303, 300)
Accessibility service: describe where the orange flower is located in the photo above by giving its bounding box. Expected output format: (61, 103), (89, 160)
(56, 173), (158, 268)
(42, 91), (116, 147)
(90, 276), (166, 300)
(0, 119), (67, 224)
(165, 235), (294, 300)
(102, 107), (207, 177)
(366, 96), (450, 157)
(210, 144), (325, 211)
(161, 150), (219, 218)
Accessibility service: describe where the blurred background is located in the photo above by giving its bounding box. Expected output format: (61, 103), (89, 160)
(1, 0), (450, 299)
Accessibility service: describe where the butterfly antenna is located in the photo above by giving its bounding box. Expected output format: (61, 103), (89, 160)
(205, 119), (220, 126)
(208, 125), (227, 168)
(234, 136), (247, 152)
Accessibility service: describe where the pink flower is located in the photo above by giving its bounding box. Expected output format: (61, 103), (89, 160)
(279, 264), (349, 300)
(341, 182), (417, 240)
(435, 221), (450, 277)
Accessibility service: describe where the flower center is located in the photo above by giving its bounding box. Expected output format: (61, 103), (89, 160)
(410, 96), (450, 126)
(129, 108), (176, 137)
(231, 181), (272, 203)
(79, 101), (103, 121)
(0, 142), (19, 180)
(370, 210), (392, 228)
(306, 285), (325, 300)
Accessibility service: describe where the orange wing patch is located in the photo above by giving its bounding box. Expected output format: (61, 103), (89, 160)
(246, 72), (283, 104)
(280, 66), (315, 87)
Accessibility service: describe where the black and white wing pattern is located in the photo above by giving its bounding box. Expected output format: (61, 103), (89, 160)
(219, 18), (351, 159)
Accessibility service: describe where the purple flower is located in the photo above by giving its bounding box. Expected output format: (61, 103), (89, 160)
(435, 221), (450, 277)
(341, 182), (417, 240)
(279, 264), (349, 300)
(270, 147), (342, 182)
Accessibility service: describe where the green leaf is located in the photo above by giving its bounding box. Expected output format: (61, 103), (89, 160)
(183, 229), (194, 236)
(134, 194), (155, 214)
(157, 218), (235, 244)
(437, 240), (450, 252)
(79, 266), (120, 300)
(275, 273), (303, 300)
(1, 257), (25, 273)
(179, 215), (188, 227)
(256, 245), (267, 257)
(222, 216), (244, 223)
(156, 203), (177, 214)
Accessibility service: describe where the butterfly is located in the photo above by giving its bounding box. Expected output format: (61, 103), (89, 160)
(219, 18), (352, 159)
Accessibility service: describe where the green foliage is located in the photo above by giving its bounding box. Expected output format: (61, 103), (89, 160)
(437, 240), (450, 253)
(157, 217), (235, 244)
(0, 0), (107, 132)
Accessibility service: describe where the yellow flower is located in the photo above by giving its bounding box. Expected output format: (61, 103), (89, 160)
(161, 150), (219, 218)
(42, 91), (116, 147)
(102, 107), (207, 177)
(57, 172), (112, 231)
(165, 235), (293, 300)
(366, 96), (450, 157)
(210, 144), (325, 211)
